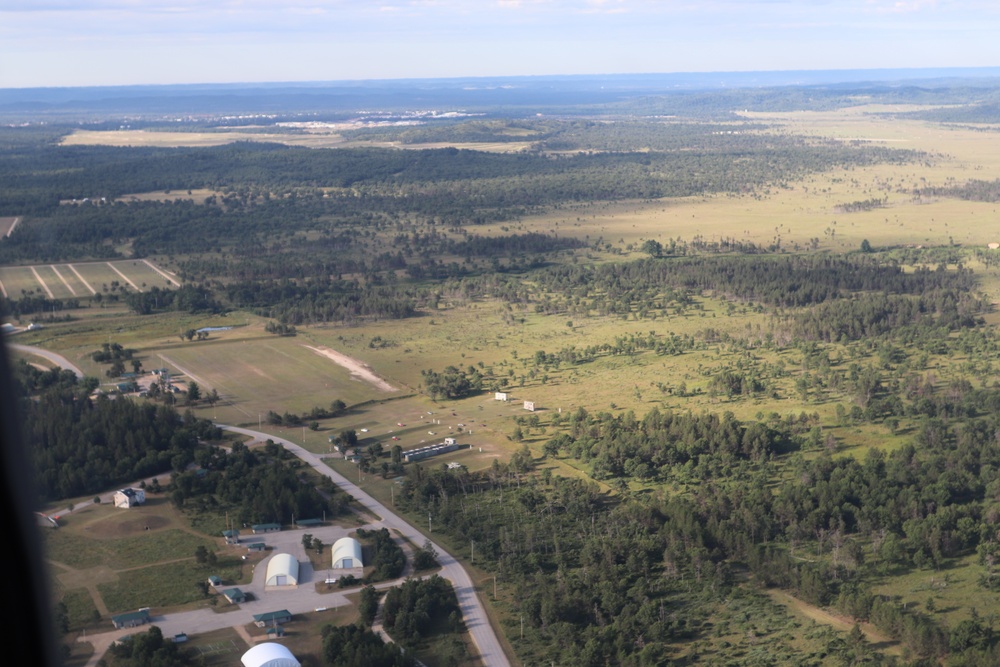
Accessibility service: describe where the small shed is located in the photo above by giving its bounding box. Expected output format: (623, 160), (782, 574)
(295, 518), (323, 528)
(247, 542), (267, 552)
(253, 610), (292, 628)
(495, 392), (509, 401)
(223, 588), (246, 604)
(208, 575), (222, 588)
(523, 400), (535, 412)
(222, 529), (240, 544)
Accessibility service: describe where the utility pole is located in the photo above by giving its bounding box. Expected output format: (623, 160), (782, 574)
(493, 575), (497, 600)
(471, 539), (474, 564)
(258, 413), (261, 430)
(428, 513), (432, 532)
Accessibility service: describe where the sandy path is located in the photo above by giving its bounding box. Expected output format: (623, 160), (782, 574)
(5, 216), (20, 237)
(69, 264), (97, 294)
(107, 262), (142, 292)
(30, 265), (54, 298)
(766, 589), (901, 655)
(303, 345), (397, 392)
(50, 264), (77, 296)
(143, 259), (181, 287)
(0, 277), (6, 298)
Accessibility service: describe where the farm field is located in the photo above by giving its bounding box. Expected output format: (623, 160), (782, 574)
(0, 258), (179, 301)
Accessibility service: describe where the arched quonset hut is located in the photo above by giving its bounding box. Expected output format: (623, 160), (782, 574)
(331, 537), (364, 569)
(241, 642), (300, 667)
(264, 553), (299, 587)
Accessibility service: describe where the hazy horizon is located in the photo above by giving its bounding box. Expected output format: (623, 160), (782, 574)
(3, 1), (1000, 89)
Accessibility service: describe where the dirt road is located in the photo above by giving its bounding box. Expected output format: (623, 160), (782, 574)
(303, 345), (398, 392)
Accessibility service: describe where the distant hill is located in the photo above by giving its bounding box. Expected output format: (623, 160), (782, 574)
(4, 67), (1000, 121)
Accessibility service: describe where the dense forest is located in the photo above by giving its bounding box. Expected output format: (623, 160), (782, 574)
(15, 360), (220, 501)
(169, 439), (349, 525)
(395, 395), (1000, 665)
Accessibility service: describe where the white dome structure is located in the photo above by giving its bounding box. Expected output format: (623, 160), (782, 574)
(264, 553), (299, 587)
(242, 642), (300, 667)
(331, 537), (364, 569)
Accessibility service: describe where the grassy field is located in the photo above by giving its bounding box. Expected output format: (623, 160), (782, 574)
(0, 215), (18, 236)
(0, 259), (178, 303)
(175, 628), (247, 667)
(870, 553), (1000, 630)
(0, 265), (44, 298)
(42, 495), (229, 620)
(60, 128), (533, 153)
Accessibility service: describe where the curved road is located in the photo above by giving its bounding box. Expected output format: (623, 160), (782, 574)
(224, 426), (510, 667)
(7, 343), (85, 378)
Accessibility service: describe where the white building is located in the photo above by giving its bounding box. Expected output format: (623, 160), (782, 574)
(331, 537), (364, 569)
(495, 392), (508, 401)
(241, 642), (300, 667)
(114, 488), (145, 508)
(264, 553), (299, 587)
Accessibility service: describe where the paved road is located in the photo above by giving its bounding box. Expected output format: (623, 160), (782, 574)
(7, 342), (85, 378)
(224, 426), (511, 667)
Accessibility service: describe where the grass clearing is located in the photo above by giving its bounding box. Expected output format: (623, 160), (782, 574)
(97, 559), (217, 612)
(0, 215), (19, 236)
(871, 553), (1000, 630)
(117, 188), (222, 204)
(152, 326), (401, 420)
(178, 628), (247, 666)
(109, 259), (179, 290)
(0, 265), (45, 298)
(43, 499), (215, 571)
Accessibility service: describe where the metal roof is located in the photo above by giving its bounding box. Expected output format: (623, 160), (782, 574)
(264, 553), (299, 586)
(331, 537), (364, 569)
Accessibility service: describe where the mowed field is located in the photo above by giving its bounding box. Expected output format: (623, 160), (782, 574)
(0, 216), (19, 237)
(61, 128), (533, 153)
(147, 326), (404, 417)
(0, 258), (178, 300)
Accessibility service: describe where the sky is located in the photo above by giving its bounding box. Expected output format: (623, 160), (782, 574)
(2, 0), (1000, 88)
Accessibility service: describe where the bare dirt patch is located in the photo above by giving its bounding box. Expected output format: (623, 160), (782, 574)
(84, 512), (172, 539)
(303, 345), (398, 392)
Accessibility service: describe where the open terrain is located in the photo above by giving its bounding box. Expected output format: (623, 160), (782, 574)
(10, 88), (1000, 665)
